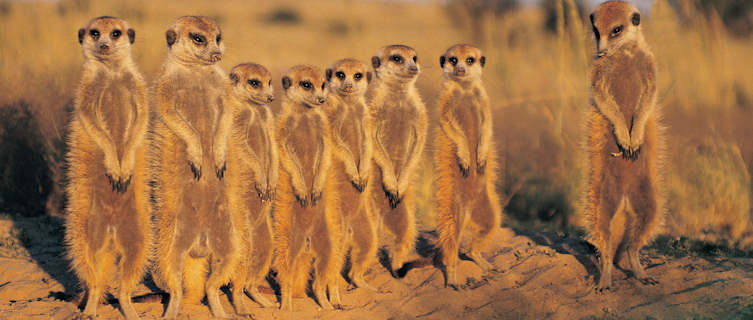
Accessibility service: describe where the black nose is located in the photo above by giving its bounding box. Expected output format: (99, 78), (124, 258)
(267, 95), (274, 103)
(317, 97), (326, 104)
(409, 66), (418, 72)
(210, 52), (222, 62)
(99, 43), (109, 50)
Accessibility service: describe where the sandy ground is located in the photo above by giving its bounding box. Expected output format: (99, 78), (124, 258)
(1, 216), (753, 320)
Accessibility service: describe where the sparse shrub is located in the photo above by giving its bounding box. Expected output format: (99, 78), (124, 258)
(264, 7), (301, 25)
(667, 138), (752, 246)
(0, 101), (52, 216)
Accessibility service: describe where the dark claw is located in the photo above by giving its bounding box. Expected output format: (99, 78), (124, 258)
(310, 191), (322, 206)
(106, 174), (117, 192)
(458, 161), (469, 177)
(268, 189), (276, 201)
(351, 180), (365, 193)
(639, 277), (659, 285)
(296, 194), (308, 208)
(477, 162), (486, 175)
(120, 176), (132, 193)
(189, 162), (201, 180)
(216, 162), (226, 179)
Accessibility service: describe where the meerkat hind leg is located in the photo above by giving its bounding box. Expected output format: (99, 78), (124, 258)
(246, 282), (275, 308)
(468, 199), (497, 273)
(595, 194), (624, 293)
(626, 179), (659, 285)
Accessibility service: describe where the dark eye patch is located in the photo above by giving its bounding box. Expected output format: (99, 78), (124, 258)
(449, 57), (458, 65)
(609, 25), (623, 38)
(248, 79), (261, 88)
(300, 81), (312, 90)
(111, 29), (121, 39)
(336, 71), (345, 79)
(391, 55), (403, 64)
(216, 34), (221, 43)
(353, 73), (363, 80)
(466, 57), (475, 65)
(321, 82), (326, 90)
(189, 32), (206, 45)
(413, 56), (417, 62)
(89, 29), (100, 40)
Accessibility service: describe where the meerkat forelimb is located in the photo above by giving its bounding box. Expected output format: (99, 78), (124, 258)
(273, 65), (342, 311)
(151, 16), (239, 319)
(366, 44), (428, 276)
(221, 63), (278, 313)
(433, 44), (502, 289)
(65, 16), (151, 320)
(586, 1), (664, 293)
(324, 59), (378, 296)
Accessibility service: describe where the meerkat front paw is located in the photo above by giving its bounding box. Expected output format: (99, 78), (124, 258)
(188, 161), (202, 180)
(215, 161), (226, 179)
(457, 156), (470, 177)
(310, 190), (322, 206)
(187, 145), (203, 179)
(476, 159), (486, 175)
(351, 177), (366, 193)
(382, 183), (400, 208)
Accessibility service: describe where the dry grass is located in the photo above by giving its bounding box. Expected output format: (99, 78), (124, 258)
(0, 0), (750, 245)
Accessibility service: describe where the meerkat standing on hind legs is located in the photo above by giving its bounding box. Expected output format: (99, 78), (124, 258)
(65, 16), (150, 320)
(367, 45), (428, 277)
(217, 63), (278, 313)
(273, 65), (341, 311)
(585, 1), (665, 292)
(324, 59), (378, 295)
(434, 44), (503, 290)
(151, 16), (239, 318)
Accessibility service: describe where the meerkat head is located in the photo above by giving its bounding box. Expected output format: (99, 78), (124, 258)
(228, 63), (274, 105)
(439, 44), (485, 82)
(371, 44), (420, 83)
(164, 16), (224, 65)
(281, 65), (328, 108)
(590, 1), (643, 57)
(78, 16), (135, 62)
(325, 59), (372, 97)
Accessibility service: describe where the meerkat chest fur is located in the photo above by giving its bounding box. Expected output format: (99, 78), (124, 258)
(373, 89), (423, 163)
(282, 108), (327, 186)
(447, 86), (484, 158)
(328, 96), (366, 164)
(592, 42), (654, 125)
(81, 66), (142, 149)
(170, 66), (225, 152)
(239, 106), (275, 173)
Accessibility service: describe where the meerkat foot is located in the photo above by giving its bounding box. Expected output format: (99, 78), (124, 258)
(351, 275), (378, 292)
(445, 265), (459, 290)
(81, 287), (101, 318)
(247, 286), (275, 308)
(163, 289), (182, 319)
(313, 283), (333, 310)
(279, 287), (292, 311)
(207, 288), (231, 319)
(595, 270), (613, 293)
(119, 287), (140, 320)
(468, 251), (495, 273)
(233, 287), (252, 316)
(627, 249), (658, 285)
(330, 283), (343, 310)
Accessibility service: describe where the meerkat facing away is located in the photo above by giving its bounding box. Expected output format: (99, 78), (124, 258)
(151, 16), (239, 318)
(585, 1), (664, 292)
(273, 65), (342, 311)
(65, 16), (150, 320)
(217, 63), (278, 314)
(434, 44), (503, 289)
(366, 45), (428, 277)
(324, 59), (377, 295)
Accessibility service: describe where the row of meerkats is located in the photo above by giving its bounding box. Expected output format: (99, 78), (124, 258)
(64, 1), (664, 319)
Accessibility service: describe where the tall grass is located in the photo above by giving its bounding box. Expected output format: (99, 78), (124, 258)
(0, 0), (750, 245)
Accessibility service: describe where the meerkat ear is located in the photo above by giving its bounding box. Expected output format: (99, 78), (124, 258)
(282, 76), (291, 90)
(480, 56), (486, 67)
(589, 13), (595, 25)
(366, 71), (373, 83)
(371, 56), (381, 69)
(127, 28), (135, 44)
(325, 68), (333, 81)
(439, 56), (446, 68)
(165, 29), (177, 48)
(632, 12), (640, 26)
(78, 28), (85, 45)
(590, 13), (600, 40)
(229, 72), (239, 85)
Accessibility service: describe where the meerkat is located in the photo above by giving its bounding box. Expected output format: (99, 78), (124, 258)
(64, 16), (150, 320)
(273, 65), (342, 311)
(366, 44), (428, 276)
(151, 16), (239, 318)
(434, 44), (503, 289)
(217, 63), (278, 314)
(323, 59), (377, 294)
(585, 1), (664, 292)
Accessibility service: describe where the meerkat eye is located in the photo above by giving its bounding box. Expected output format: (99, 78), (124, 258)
(466, 57), (475, 65)
(111, 30), (121, 39)
(449, 57), (458, 66)
(321, 82), (326, 90)
(610, 26), (623, 37)
(248, 79), (261, 88)
(391, 55), (403, 64)
(216, 34), (221, 43)
(190, 33), (205, 44)
(90, 29), (100, 40)
(300, 81), (312, 90)
(268, 80), (272, 86)
(413, 56), (417, 62)
(336, 71), (345, 79)
(353, 73), (363, 80)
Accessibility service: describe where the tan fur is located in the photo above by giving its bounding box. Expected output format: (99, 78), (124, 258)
(150, 16), (239, 319)
(273, 65), (342, 310)
(585, 1), (665, 291)
(324, 59), (377, 297)
(220, 63), (278, 313)
(65, 16), (151, 320)
(434, 44), (502, 289)
(366, 45), (428, 275)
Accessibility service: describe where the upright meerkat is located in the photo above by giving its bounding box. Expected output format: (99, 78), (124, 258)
(151, 16), (239, 318)
(273, 65), (341, 311)
(217, 63), (278, 313)
(434, 44), (502, 289)
(324, 59), (377, 293)
(585, 1), (664, 292)
(367, 44), (428, 276)
(65, 16), (150, 320)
